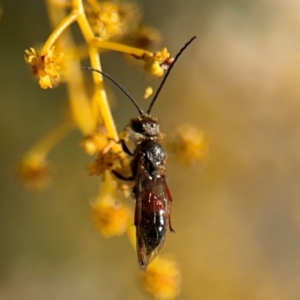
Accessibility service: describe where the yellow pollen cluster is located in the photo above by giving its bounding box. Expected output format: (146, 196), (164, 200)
(87, 1), (123, 40)
(143, 48), (171, 76)
(91, 195), (132, 237)
(141, 257), (182, 299)
(16, 154), (51, 190)
(24, 46), (63, 89)
(167, 124), (209, 165)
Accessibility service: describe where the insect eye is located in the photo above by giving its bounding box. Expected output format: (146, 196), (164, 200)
(131, 120), (144, 133)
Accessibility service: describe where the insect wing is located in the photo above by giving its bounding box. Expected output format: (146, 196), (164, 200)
(134, 163), (172, 270)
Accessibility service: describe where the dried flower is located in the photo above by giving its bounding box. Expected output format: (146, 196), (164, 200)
(124, 25), (161, 50)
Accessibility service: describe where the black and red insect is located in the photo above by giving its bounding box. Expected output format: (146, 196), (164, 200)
(86, 36), (196, 270)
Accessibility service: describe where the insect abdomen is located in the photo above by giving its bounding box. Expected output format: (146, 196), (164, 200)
(135, 191), (167, 269)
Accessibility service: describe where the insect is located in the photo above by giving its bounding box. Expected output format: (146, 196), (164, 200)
(86, 36), (196, 270)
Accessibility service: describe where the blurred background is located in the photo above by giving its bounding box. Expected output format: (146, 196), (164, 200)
(1, 0), (300, 299)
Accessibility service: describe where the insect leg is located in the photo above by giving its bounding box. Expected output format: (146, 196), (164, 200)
(108, 137), (134, 156)
(165, 183), (175, 233)
(120, 139), (134, 156)
(112, 170), (134, 181)
(168, 209), (175, 232)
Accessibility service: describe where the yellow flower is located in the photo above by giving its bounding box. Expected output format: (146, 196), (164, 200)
(143, 48), (172, 76)
(91, 194), (132, 237)
(80, 127), (108, 156)
(16, 153), (51, 190)
(86, 1), (141, 41)
(24, 46), (63, 89)
(167, 124), (209, 165)
(86, 1), (122, 40)
(141, 256), (182, 300)
(86, 147), (123, 177)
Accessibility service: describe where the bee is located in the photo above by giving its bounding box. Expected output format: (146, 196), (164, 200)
(86, 36), (196, 270)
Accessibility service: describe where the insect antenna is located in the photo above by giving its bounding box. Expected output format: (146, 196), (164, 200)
(83, 67), (144, 115)
(146, 36), (197, 115)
